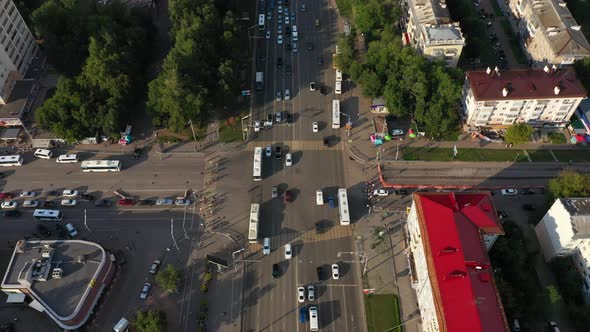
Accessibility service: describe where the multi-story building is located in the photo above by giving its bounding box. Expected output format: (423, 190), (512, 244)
(535, 198), (590, 300)
(0, 0), (39, 104)
(407, 192), (509, 332)
(461, 67), (586, 129)
(402, 0), (465, 67)
(508, 0), (590, 66)
(1, 240), (116, 329)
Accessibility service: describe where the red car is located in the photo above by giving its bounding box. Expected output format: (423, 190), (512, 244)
(284, 190), (293, 203)
(118, 198), (135, 206)
(0, 192), (15, 199)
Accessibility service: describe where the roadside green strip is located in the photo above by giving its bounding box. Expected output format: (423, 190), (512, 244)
(365, 294), (401, 332)
(402, 147), (528, 162)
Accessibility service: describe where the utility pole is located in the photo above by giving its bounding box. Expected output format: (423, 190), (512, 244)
(84, 209), (90, 232)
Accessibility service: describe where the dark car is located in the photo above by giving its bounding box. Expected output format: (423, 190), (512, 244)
(522, 204), (536, 211)
(45, 191), (59, 197)
(267, 114), (273, 124)
(37, 224), (51, 238)
(285, 112), (292, 124)
(394, 189), (408, 196)
(285, 65), (292, 76)
(132, 148), (142, 160)
(95, 199), (113, 207)
(328, 196), (335, 208)
(118, 199), (135, 206)
(319, 86), (326, 95)
(317, 56), (323, 65)
(299, 306), (307, 323)
(284, 190), (293, 203)
(275, 146), (282, 159)
(0, 172), (5, 178)
(43, 201), (58, 208)
(497, 210), (508, 219)
(80, 193), (95, 201)
(286, 43), (292, 52)
(522, 189), (535, 195)
(316, 266), (324, 281)
(139, 199), (154, 206)
(4, 210), (21, 217)
(277, 57), (283, 67)
(323, 137), (329, 147)
(272, 263), (280, 278)
(307, 41), (313, 50)
(315, 222), (324, 234)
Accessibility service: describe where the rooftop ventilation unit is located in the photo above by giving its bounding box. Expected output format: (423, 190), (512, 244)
(52, 268), (63, 279)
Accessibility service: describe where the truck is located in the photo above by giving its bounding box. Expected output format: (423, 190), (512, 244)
(256, 72), (264, 93)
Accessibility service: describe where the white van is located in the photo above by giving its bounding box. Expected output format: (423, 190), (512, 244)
(56, 154), (79, 163)
(336, 69), (343, 82)
(284, 243), (292, 259)
(309, 306), (319, 331)
(335, 81), (342, 94)
(34, 149), (53, 159)
(113, 317), (130, 332)
(316, 190), (324, 205)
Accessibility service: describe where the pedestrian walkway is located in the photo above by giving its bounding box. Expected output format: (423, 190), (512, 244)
(246, 140), (343, 151)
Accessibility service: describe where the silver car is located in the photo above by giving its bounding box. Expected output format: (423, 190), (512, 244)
(140, 282), (151, 299)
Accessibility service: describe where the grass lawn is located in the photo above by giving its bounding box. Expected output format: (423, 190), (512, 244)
(365, 294), (401, 332)
(402, 147), (528, 162)
(219, 124), (243, 143)
(335, 0), (354, 19)
(552, 150), (590, 162)
(548, 133), (566, 144)
(527, 150), (556, 162)
(439, 126), (462, 141)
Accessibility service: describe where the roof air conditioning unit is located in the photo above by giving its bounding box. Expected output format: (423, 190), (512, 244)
(52, 268), (63, 279)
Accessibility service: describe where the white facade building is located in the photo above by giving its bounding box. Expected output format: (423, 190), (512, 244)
(0, 0), (39, 104)
(462, 67), (586, 129)
(535, 198), (590, 300)
(407, 192), (508, 332)
(402, 0), (465, 67)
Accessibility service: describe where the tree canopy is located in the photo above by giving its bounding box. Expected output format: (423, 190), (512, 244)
(547, 170), (590, 199)
(146, 0), (243, 132)
(33, 1), (153, 141)
(504, 123), (533, 145)
(134, 310), (166, 332)
(155, 264), (181, 292)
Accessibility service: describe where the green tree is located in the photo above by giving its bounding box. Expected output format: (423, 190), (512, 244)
(155, 264), (181, 292)
(134, 310), (166, 332)
(504, 123), (533, 145)
(547, 170), (590, 198)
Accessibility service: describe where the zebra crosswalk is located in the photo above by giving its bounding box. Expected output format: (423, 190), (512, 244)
(246, 140), (343, 151)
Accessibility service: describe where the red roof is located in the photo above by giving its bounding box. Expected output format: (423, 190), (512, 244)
(466, 68), (586, 101)
(414, 192), (508, 332)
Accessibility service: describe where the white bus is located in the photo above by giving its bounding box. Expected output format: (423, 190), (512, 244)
(248, 203), (260, 243)
(81, 160), (121, 172)
(332, 100), (341, 129)
(258, 14), (266, 30)
(33, 209), (63, 221)
(0, 155), (23, 166)
(337, 188), (350, 225)
(253, 147), (262, 181)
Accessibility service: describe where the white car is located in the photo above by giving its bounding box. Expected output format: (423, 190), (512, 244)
(285, 89), (290, 100)
(266, 31), (271, 39)
(316, 189), (324, 205)
(66, 223), (78, 237)
(285, 153), (293, 166)
(285, 16), (290, 25)
(301, 4), (306, 11)
(140, 282), (151, 300)
(149, 260), (161, 274)
(373, 189), (389, 197)
(20, 191), (36, 198)
(278, 15), (282, 24)
(307, 285), (315, 301)
(297, 286), (305, 303)
(62, 190), (79, 197)
(276, 90), (282, 101)
(391, 129), (404, 136)
(284, 243), (292, 259)
(312, 122), (319, 132)
(501, 188), (518, 196)
(175, 199), (191, 206)
(267, 12), (272, 20)
(278, 5), (282, 13)
(156, 198), (174, 206)
(254, 121), (261, 132)
(61, 199), (78, 206)
(277, 34), (283, 44)
(23, 200), (39, 208)
(278, 24), (283, 34)
(263, 237), (271, 255)
(265, 145), (272, 157)
(1, 201), (17, 209)
(331, 263), (340, 280)
(310, 82), (316, 91)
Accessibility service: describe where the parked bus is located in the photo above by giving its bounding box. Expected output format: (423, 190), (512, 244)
(248, 204), (260, 243)
(337, 188), (350, 225)
(0, 155), (23, 167)
(258, 14), (266, 30)
(253, 147), (263, 181)
(332, 100), (340, 129)
(33, 209), (63, 221)
(81, 160), (122, 172)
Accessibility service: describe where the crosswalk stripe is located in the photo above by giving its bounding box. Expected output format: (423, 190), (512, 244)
(246, 140), (343, 151)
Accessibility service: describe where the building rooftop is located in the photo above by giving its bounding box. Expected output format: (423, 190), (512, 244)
(559, 198), (590, 236)
(527, 0), (590, 58)
(466, 68), (586, 101)
(0, 80), (36, 123)
(411, 0), (451, 26)
(426, 26), (464, 43)
(1, 240), (107, 318)
(413, 192), (508, 332)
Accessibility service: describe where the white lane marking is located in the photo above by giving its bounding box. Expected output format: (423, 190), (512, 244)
(342, 285), (349, 332)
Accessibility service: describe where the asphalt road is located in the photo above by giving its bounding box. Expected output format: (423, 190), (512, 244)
(242, 0), (365, 331)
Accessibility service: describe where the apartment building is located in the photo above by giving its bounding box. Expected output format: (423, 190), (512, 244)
(0, 0), (39, 104)
(402, 0), (465, 67)
(462, 67), (586, 129)
(508, 0), (590, 66)
(407, 192), (508, 332)
(535, 198), (590, 301)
